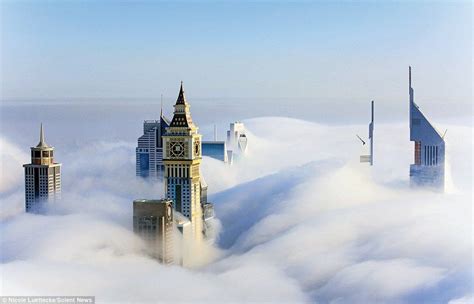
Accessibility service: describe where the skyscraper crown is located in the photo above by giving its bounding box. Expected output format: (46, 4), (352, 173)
(36, 123), (50, 148)
(175, 81), (187, 105)
(169, 82), (195, 129)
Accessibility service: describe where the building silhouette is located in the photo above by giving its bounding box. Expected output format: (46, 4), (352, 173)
(408, 66), (445, 190)
(136, 107), (170, 179)
(359, 100), (374, 166)
(23, 124), (61, 213)
(133, 199), (174, 264)
(227, 122), (248, 154)
(162, 82), (210, 241)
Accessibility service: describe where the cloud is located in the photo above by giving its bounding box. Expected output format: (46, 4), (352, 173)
(0, 137), (29, 193)
(0, 116), (471, 303)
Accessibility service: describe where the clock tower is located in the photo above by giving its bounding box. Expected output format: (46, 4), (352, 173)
(163, 82), (203, 241)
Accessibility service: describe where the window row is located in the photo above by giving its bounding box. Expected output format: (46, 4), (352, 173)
(424, 145), (440, 166)
(31, 150), (53, 158)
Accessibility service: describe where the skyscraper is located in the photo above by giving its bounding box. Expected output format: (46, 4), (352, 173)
(136, 107), (170, 179)
(408, 66), (445, 190)
(359, 100), (374, 166)
(133, 199), (174, 264)
(162, 82), (205, 241)
(227, 122), (248, 154)
(23, 124), (61, 213)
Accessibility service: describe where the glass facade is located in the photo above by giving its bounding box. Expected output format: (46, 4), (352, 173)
(139, 153), (149, 177)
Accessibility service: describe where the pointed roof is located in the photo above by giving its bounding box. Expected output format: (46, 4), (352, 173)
(175, 81), (187, 105)
(169, 82), (193, 128)
(36, 123), (50, 148)
(409, 66), (444, 142)
(160, 112), (171, 126)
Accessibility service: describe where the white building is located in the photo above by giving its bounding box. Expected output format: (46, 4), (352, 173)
(227, 122), (248, 154)
(23, 124), (61, 213)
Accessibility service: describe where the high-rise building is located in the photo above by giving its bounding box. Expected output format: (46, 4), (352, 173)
(227, 122), (248, 154)
(408, 66), (445, 190)
(359, 100), (374, 166)
(162, 82), (205, 241)
(136, 108), (170, 179)
(133, 199), (174, 264)
(23, 124), (61, 213)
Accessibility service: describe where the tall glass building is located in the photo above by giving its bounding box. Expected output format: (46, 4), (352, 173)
(23, 124), (61, 213)
(408, 67), (445, 190)
(136, 113), (170, 179)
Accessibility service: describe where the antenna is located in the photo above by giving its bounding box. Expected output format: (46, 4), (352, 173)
(359, 100), (374, 165)
(160, 94), (163, 117)
(356, 134), (366, 145)
(409, 66), (412, 88)
(371, 100), (374, 125)
(409, 66), (415, 105)
(442, 129), (448, 139)
(370, 100), (374, 166)
(40, 123), (44, 143)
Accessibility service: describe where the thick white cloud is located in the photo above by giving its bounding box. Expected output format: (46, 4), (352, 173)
(0, 137), (29, 193)
(0, 117), (471, 303)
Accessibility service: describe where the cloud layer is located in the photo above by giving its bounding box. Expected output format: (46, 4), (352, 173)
(0, 117), (472, 303)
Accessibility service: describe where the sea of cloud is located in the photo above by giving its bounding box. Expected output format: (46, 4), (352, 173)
(0, 116), (472, 303)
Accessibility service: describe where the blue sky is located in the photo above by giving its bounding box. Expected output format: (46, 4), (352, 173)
(0, 1), (471, 103)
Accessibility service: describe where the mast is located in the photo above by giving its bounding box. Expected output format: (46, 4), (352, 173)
(409, 66), (414, 105)
(40, 123), (45, 145)
(370, 100), (374, 166)
(160, 94), (163, 117)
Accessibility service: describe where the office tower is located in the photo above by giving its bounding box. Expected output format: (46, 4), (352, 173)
(23, 124), (61, 213)
(359, 100), (375, 166)
(133, 199), (174, 264)
(136, 107), (170, 179)
(227, 122), (248, 154)
(162, 82), (205, 241)
(408, 66), (445, 190)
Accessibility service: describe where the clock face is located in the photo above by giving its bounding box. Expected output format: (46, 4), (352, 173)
(170, 142), (185, 158)
(194, 140), (200, 156)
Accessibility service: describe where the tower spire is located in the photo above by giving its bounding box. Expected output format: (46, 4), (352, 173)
(409, 66), (414, 105)
(40, 123), (45, 144)
(176, 81), (187, 105)
(409, 66), (412, 88)
(37, 123), (49, 148)
(160, 94), (163, 117)
(169, 81), (194, 128)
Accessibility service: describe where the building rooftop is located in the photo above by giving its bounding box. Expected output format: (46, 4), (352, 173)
(174, 212), (191, 226)
(133, 199), (172, 204)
